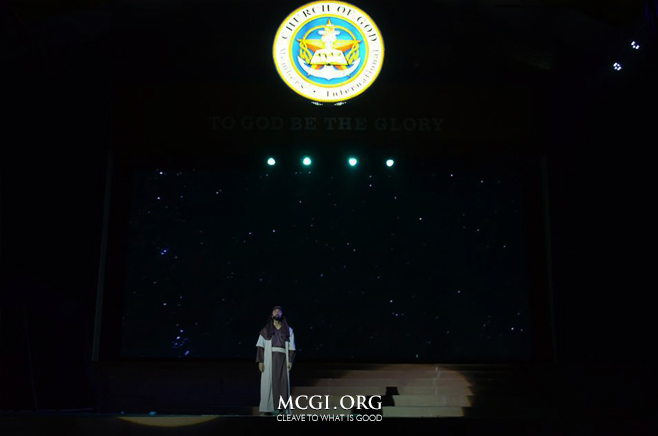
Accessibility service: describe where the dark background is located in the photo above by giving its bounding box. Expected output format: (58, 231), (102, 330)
(1, 0), (656, 411)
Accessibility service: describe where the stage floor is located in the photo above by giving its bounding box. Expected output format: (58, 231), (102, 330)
(2, 362), (656, 434)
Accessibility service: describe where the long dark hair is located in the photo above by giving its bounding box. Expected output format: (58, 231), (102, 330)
(260, 306), (291, 341)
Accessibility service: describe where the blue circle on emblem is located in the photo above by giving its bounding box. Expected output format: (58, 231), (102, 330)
(291, 16), (367, 87)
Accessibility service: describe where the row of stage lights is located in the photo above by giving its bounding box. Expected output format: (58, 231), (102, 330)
(266, 157), (396, 167)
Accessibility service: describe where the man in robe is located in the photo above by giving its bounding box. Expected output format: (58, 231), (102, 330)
(256, 306), (296, 415)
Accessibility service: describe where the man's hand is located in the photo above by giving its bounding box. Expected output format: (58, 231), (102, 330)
(259, 362), (264, 373)
(287, 363), (292, 371)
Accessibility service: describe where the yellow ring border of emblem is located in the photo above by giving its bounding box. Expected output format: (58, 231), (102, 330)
(272, 0), (385, 103)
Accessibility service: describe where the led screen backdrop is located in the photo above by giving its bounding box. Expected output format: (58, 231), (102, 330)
(106, 153), (549, 363)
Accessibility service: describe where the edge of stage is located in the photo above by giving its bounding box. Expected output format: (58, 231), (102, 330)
(1, 362), (656, 435)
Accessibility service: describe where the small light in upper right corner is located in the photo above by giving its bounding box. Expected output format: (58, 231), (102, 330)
(613, 62), (622, 71)
(631, 41), (640, 50)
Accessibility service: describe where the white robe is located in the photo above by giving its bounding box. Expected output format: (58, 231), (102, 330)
(256, 327), (295, 412)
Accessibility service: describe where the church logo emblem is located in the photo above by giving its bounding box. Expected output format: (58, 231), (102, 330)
(273, 1), (384, 104)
